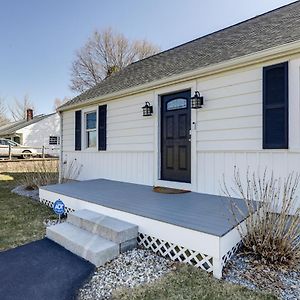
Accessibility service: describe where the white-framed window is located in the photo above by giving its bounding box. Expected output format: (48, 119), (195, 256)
(49, 136), (60, 145)
(85, 111), (97, 148)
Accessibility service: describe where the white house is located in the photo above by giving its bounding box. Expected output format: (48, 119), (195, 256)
(40, 2), (300, 278)
(0, 109), (60, 156)
(58, 2), (300, 194)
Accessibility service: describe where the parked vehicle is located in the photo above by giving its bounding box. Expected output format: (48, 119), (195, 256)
(0, 138), (38, 159)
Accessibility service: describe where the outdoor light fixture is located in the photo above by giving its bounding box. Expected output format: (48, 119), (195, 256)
(191, 91), (204, 109)
(142, 101), (153, 116)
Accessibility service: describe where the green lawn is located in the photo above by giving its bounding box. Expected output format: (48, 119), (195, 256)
(113, 264), (277, 300)
(0, 173), (56, 251)
(0, 173), (276, 299)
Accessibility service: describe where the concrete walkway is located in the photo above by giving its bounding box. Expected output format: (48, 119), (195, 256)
(0, 238), (95, 300)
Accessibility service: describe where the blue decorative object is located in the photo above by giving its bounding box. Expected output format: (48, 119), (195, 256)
(53, 200), (65, 215)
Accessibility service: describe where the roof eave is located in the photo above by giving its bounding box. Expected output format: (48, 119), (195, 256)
(58, 40), (300, 112)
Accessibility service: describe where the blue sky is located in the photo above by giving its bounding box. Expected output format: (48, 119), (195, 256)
(0, 0), (295, 116)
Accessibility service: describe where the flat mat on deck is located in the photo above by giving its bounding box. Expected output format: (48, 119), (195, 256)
(42, 179), (248, 237)
(0, 238), (95, 300)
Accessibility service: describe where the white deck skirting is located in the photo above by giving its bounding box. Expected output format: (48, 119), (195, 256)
(40, 188), (243, 278)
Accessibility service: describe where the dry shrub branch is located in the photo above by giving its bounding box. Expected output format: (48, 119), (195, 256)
(223, 167), (300, 266)
(18, 159), (59, 189)
(18, 158), (82, 189)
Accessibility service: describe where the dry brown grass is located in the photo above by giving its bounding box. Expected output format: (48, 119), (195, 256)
(223, 168), (300, 266)
(17, 159), (59, 189)
(17, 158), (82, 189)
(61, 158), (82, 183)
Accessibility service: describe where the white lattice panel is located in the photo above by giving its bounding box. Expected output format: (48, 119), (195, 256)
(39, 194), (240, 277)
(221, 241), (242, 266)
(137, 233), (214, 272)
(39, 198), (75, 214)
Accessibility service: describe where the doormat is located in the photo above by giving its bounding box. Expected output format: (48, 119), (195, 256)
(153, 186), (191, 194)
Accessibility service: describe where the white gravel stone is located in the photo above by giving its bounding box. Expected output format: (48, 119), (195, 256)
(77, 248), (173, 300)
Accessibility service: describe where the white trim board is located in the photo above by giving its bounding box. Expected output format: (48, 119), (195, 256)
(39, 187), (242, 278)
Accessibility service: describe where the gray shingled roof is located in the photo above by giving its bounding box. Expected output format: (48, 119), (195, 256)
(61, 1), (300, 109)
(0, 113), (56, 136)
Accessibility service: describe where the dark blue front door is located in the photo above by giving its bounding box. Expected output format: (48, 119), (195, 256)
(161, 90), (191, 183)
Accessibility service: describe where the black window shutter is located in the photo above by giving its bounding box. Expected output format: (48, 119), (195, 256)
(263, 62), (288, 149)
(98, 105), (107, 151)
(75, 110), (82, 151)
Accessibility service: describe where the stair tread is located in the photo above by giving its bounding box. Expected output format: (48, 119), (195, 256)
(69, 209), (137, 232)
(47, 222), (117, 253)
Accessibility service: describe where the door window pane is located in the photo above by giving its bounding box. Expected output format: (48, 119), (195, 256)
(167, 98), (187, 110)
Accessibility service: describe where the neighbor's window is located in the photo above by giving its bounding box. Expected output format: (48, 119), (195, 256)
(85, 111), (97, 148)
(49, 136), (60, 145)
(13, 136), (21, 144)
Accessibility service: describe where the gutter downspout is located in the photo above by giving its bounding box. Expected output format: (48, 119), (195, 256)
(58, 111), (63, 184)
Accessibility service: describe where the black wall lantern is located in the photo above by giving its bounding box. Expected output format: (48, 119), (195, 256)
(142, 101), (153, 116)
(191, 91), (204, 109)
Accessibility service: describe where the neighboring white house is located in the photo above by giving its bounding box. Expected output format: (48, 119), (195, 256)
(57, 2), (300, 203)
(0, 109), (60, 156)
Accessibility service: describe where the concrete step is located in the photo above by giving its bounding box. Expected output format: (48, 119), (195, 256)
(67, 209), (138, 245)
(46, 222), (119, 266)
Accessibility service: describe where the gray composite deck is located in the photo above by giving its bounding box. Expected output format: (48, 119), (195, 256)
(42, 179), (248, 237)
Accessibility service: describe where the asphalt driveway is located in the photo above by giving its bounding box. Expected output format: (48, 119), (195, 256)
(0, 238), (95, 300)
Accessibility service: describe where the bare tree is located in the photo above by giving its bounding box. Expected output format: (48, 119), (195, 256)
(9, 95), (35, 121)
(70, 28), (160, 92)
(53, 97), (70, 110)
(0, 97), (9, 126)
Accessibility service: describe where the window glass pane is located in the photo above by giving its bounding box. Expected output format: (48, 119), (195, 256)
(7, 140), (16, 146)
(49, 136), (60, 145)
(265, 66), (286, 105)
(86, 112), (96, 129)
(265, 108), (285, 146)
(13, 136), (21, 144)
(167, 98), (187, 110)
(87, 131), (97, 148)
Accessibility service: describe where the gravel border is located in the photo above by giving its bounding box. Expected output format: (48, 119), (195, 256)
(223, 252), (300, 300)
(77, 248), (174, 300)
(11, 185), (40, 201)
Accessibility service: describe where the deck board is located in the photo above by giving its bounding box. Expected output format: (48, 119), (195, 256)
(42, 179), (248, 237)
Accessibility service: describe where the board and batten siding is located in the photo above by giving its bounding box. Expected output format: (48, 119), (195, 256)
(62, 92), (155, 185)
(61, 56), (300, 202)
(196, 57), (300, 199)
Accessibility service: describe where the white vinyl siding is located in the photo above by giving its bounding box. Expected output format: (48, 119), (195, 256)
(16, 113), (60, 156)
(61, 56), (300, 202)
(195, 68), (262, 152)
(61, 92), (154, 184)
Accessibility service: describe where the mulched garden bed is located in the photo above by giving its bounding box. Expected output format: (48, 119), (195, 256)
(223, 251), (300, 300)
